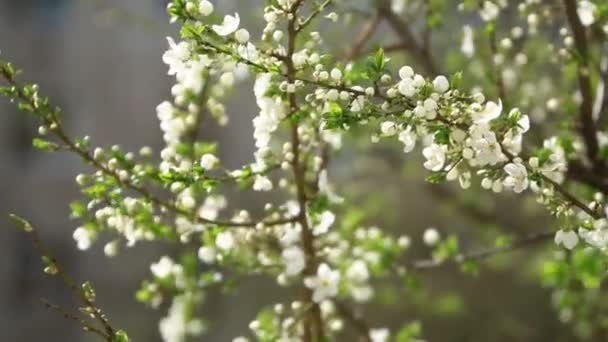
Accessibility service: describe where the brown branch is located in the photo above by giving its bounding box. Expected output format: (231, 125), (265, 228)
(563, 0), (602, 170)
(376, 0), (438, 75)
(410, 230), (555, 270)
(41, 299), (109, 340)
(296, 0), (333, 33)
(286, 1), (324, 340)
(568, 160), (608, 194)
(488, 26), (507, 103)
(0, 68), (298, 229)
(343, 11), (382, 61)
(10, 215), (116, 340)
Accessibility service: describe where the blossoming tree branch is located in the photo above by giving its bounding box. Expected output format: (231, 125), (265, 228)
(2, 0), (608, 341)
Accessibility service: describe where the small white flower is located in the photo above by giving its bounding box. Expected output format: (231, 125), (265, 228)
(461, 25), (475, 58)
(370, 328), (390, 342)
(198, 0), (214, 16)
(399, 66), (414, 79)
(346, 260), (369, 283)
(104, 240), (119, 257)
(200, 153), (219, 170)
(579, 223), (608, 249)
(330, 68), (343, 81)
(578, 1), (597, 27)
(151, 256), (174, 278)
(282, 246), (306, 276)
(398, 126), (416, 153)
(422, 144), (446, 171)
(554, 230), (579, 250)
(473, 100), (502, 123)
(503, 161), (529, 193)
(380, 121), (398, 136)
(392, 0), (405, 14)
(304, 263), (340, 302)
(253, 175), (273, 191)
(480, 1), (500, 22)
(162, 38), (190, 76)
(235, 28), (250, 44)
(433, 75), (450, 93)
(314, 211), (336, 236)
(351, 285), (374, 302)
(198, 246), (216, 263)
(73, 227), (93, 250)
(213, 13), (240, 36)
(326, 12), (339, 22)
(398, 79), (416, 97)
(423, 227), (441, 246)
(216, 232), (235, 251)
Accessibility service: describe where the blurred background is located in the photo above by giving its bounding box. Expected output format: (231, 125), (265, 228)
(0, 0), (579, 341)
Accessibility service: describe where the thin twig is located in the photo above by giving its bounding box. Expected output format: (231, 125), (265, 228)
(343, 11), (382, 61)
(563, 0), (602, 170)
(10, 215), (116, 340)
(410, 230), (555, 270)
(0, 68), (299, 229)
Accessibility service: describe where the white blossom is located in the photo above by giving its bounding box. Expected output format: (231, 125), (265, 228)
(433, 75), (450, 93)
(579, 221), (608, 249)
(423, 144), (446, 171)
(216, 232), (235, 251)
(480, 1), (500, 22)
(200, 153), (219, 170)
(578, 1), (597, 27)
(163, 38), (190, 76)
(151, 256), (175, 278)
(73, 227), (93, 250)
(235, 28), (250, 44)
(198, 1), (214, 16)
(213, 13), (240, 36)
(346, 260), (369, 283)
(198, 246), (216, 264)
(473, 100), (502, 123)
(398, 126), (417, 153)
(423, 227), (441, 246)
(304, 263), (340, 302)
(461, 25), (475, 58)
(282, 246), (306, 276)
(313, 211), (336, 236)
(380, 121), (398, 136)
(253, 175), (273, 191)
(554, 230), (579, 250)
(503, 161), (529, 193)
(369, 328), (390, 342)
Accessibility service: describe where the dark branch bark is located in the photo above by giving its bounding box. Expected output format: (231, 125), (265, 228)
(563, 0), (602, 170)
(376, 0), (438, 75)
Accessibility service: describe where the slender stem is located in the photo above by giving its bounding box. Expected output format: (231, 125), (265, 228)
(410, 230), (555, 270)
(488, 24), (507, 104)
(286, 1), (324, 340)
(296, 0), (333, 33)
(377, 0), (438, 75)
(343, 10), (382, 61)
(41, 299), (109, 340)
(12, 216), (116, 339)
(0, 69), (298, 229)
(563, 0), (601, 170)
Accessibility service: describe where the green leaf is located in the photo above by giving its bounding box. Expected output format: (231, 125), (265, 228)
(9, 214), (33, 232)
(32, 138), (60, 152)
(374, 48), (386, 72)
(426, 172), (447, 184)
(112, 330), (130, 342)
